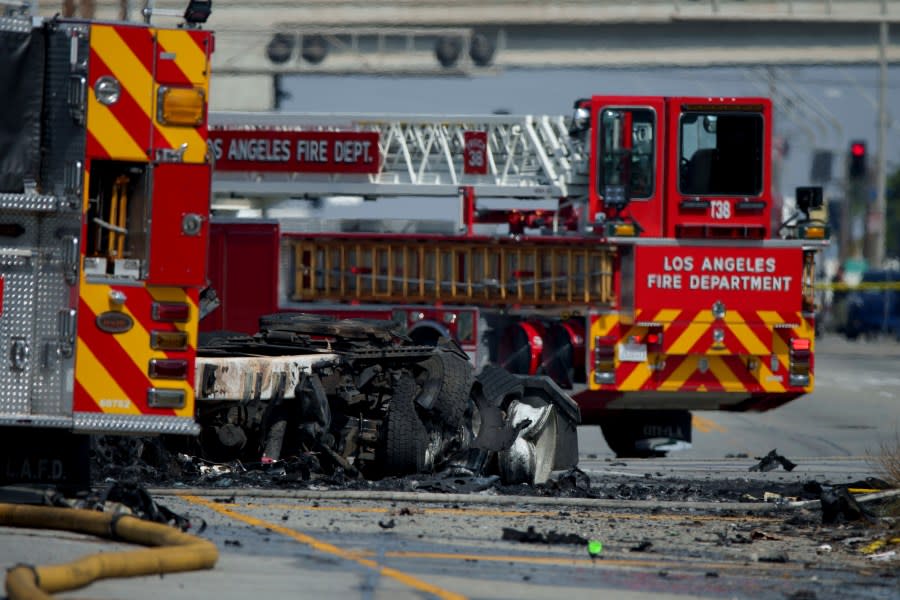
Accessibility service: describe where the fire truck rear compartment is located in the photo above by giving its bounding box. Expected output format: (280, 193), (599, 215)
(85, 161), (149, 278)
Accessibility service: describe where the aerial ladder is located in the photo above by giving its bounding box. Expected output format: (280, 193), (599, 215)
(208, 110), (616, 311)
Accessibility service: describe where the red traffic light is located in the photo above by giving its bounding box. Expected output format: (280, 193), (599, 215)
(851, 141), (866, 157)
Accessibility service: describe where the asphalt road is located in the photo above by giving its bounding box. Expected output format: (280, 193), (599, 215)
(2, 336), (898, 600)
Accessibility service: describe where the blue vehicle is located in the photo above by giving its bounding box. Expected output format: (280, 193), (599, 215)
(843, 269), (900, 339)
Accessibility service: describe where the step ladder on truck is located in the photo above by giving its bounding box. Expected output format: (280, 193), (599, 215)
(205, 96), (828, 457)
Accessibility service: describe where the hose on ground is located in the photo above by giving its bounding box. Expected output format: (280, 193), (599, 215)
(1, 503), (218, 600)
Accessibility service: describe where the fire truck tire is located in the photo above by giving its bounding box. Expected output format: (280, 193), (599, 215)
(599, 424), (666, 458)
(418, 348), (474, 430)
(382, 375), (428, 476)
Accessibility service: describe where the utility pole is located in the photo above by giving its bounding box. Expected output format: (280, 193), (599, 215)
(872, 19), (889, 268)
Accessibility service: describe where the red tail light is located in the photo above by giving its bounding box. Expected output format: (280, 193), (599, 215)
(152, 302), (190, 322)
(149, 358), (189, 379)
(790, 338), (811, 351)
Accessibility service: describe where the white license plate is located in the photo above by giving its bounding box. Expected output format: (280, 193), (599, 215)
(618, 343), (648, 362)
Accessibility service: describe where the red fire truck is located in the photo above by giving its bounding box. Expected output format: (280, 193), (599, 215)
(0, 2), (214, 487)
(204, 96), (827, 457)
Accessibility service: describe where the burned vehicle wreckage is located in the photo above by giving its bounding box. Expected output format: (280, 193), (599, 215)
(190, 314), (580, 485)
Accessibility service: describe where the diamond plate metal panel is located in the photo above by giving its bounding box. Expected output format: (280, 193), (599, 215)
(0, 193), (58, 212)
(0, 415), (72, 428)
(31, 211), (79, 416)
(0, 235), (37, 414)
(0, 15), (31, 34)
(0, 209), (78, 418)
(73, 412), (200, 435)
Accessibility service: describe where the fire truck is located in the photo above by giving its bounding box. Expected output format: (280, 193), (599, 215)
(205, 96), (827, 456)
(0, 2), (214, 487)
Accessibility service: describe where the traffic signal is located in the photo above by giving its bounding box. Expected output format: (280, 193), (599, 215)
(848, 140), (867, 180)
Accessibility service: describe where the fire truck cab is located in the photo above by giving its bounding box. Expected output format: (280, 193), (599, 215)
(204, 94), (825, 457)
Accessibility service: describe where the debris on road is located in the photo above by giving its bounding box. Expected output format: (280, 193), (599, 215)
(629, 540), (653, 552)
(749, 449), (797, 472)
(501, 526), (588, 546)
(192, 318), (580, 486)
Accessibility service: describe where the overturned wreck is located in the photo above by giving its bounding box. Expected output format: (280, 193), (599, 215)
(193, 315), (580, 485)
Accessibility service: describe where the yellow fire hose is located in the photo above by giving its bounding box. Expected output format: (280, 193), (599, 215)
(1, 503), (218, 600)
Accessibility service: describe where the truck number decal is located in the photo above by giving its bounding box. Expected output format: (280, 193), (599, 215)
(710, 200), (731, 220)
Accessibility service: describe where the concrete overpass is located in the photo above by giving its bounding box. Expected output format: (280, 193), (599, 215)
(34, 1), (900, 109)
(40, 1), (900, 71)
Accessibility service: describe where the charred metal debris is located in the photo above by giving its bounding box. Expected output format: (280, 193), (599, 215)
(158, 315), (579, 486)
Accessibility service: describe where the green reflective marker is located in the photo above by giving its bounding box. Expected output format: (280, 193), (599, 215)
(588, 539), (603, 556)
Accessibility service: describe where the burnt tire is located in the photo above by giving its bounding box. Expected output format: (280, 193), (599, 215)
(418, 347), (474, 430)
(382, 375), (428, 476)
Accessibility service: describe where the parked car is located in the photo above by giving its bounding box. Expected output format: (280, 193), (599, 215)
(843, 269), (900, 340)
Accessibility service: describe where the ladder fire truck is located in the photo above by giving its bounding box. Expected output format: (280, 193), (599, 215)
(205, 96), (827, 456)
(0, 2), (214, 487)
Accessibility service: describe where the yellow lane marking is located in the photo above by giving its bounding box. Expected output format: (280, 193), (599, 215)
(691, 415), (728, 434)
(180, 494), (467, 600)
(243, 503), (773, 523)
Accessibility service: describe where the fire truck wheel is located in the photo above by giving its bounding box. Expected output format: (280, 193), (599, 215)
(418, 348), (474, 430)
(599, 426), (666, 458)
(382, 374), (428, 476)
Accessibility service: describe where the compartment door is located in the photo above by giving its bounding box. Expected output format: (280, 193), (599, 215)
(147, 162), (210, 286)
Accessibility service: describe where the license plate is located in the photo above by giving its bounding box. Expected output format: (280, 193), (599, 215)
(618, 343), (647, 362)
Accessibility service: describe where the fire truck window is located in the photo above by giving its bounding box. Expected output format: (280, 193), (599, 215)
(679, 112), (763, 196)
(598, 108), (655, 201)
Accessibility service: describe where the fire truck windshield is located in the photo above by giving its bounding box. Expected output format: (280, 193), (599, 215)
(679, 111), (763, 197)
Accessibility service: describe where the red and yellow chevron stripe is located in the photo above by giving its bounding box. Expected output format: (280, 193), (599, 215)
(73, 280), (198, 419)
(588, 308), (815, 397)
(86, 23), (211, 163)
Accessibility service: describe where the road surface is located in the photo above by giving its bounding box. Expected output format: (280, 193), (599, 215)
(1, 337), (898, 599)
